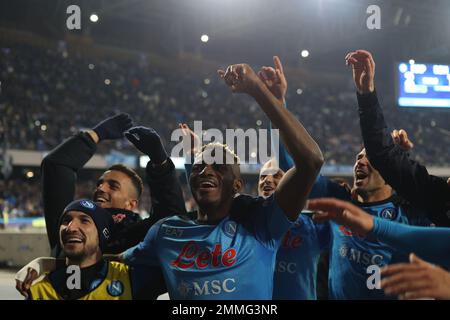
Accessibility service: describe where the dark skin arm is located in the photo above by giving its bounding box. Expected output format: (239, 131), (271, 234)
(218, 62), (324, 220)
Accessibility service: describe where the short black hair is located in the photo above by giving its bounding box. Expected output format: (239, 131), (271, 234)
(107, 164), (143, 199)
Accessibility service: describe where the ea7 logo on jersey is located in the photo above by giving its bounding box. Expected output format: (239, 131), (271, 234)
(380, 208), (397, 220)
(165, 227), (183, 237)
(178, 278), (236, 297)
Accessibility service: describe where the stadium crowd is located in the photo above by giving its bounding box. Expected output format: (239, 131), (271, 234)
(1, 44), (449, 166)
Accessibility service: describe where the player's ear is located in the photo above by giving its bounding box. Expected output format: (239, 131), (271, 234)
(233, 179), (243, 194)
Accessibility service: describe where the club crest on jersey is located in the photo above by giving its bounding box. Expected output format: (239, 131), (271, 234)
(222, 221), (237, 238)
(380, 208), (397, 220)
(107, 280), (124, 297)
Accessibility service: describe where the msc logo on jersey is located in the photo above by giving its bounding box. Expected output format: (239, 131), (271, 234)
(222, 221), (237, 238)
(81, 200), (95, 209)
(178, 278), (236, 297)
(338, 244), (384, 267)
(178, 280), (193, 298)
(107, 280), (124, 297)
(339, 244), (349, 258)
(380, 208), (397, 220)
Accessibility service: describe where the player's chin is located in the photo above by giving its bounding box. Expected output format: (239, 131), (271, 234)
(63, 248), (85, 260)
(194, 192), (220, 206)
(261, 190), (273, 198)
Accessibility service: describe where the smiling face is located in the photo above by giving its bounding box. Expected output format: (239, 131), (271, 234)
(93, 170), (138, 210)
(189, 145), (242, 211)
(59, 211), (101, 263)
(258, 159), (284, 198)
(353, 148), (387, 194)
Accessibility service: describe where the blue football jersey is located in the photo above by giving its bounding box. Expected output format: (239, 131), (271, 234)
(123, 194), (292, 300)
(273, 213), (330, 300)
(328, 198), (431, 299)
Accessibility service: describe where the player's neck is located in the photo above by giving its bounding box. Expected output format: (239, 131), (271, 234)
(66, 252), (103, 269)
(196, 199), (233, 224)
(359, 186), (392, 203)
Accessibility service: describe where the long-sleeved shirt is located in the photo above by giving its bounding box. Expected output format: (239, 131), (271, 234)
(357, 91), (450, 227)
(41, 132), (186, 256)
(371, 217), (450, 268)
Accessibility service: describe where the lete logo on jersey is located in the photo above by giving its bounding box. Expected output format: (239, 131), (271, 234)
(171, 241), (237, 269)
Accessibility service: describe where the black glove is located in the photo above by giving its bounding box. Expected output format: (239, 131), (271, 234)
(92, 113), (133, 141)
(125, 126), (168, 165)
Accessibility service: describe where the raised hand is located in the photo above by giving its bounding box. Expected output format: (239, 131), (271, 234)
(307, 197), (374, 237)
(345, 49), (375, 94)
(179, 123), (201, 157)
(92, 113), (133, 141)
(381, 253), (450, 300)
(258, 56), (287, 103)
(217, 64), (261, 95)
(125, 126), (168, 165)
(391, 129), (414, 151)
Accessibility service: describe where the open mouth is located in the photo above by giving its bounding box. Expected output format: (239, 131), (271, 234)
(197, 179), (218, 190)
(63, 236), (84, 245)
(262, 185), (274, 192)
(94, 193), (109, 204)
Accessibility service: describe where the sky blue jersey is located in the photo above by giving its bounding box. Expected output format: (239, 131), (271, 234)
(123, 194), (292, 300)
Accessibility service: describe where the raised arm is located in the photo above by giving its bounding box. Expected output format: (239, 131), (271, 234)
(125, 126), (187, 221)
(345, 50), (450, 226)
(258, 56), (294, 172)
(218, 62), (323, 220)
(41, 113), (132, 253)
(308, 198), (450, 268)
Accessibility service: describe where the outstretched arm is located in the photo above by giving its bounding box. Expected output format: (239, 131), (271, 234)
(218, 62), (323, 220)
(308, 198), (450, 267)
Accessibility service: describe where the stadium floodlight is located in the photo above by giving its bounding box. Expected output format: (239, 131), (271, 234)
(409, 59), (415, 65)
(201, 34), (209, 43)
(90, 14), (99, 23)
(301, 50), (309, 58)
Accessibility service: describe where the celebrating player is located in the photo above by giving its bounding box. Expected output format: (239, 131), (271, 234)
(120, 61), (324, 299)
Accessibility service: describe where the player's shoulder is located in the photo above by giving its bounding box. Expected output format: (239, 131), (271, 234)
(156, 212), (197, 226)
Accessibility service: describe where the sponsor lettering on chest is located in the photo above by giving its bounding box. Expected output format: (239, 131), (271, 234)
(171, 241), (237, 269)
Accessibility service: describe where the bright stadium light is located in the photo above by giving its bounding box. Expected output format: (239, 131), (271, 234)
(409, 59), (415, 65)
(201, 34), (209, 43)
(301, 50), (309, 58)
(90, 14), (99, 23)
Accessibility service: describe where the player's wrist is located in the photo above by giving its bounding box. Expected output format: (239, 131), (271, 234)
(85, 129), (100, 144)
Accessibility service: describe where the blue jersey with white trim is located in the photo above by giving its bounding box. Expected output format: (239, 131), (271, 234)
(124, 194), (292, 300)
(328, 198), (432, 299)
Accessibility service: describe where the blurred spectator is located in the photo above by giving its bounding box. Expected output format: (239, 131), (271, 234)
(1, 44), (448, 166)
